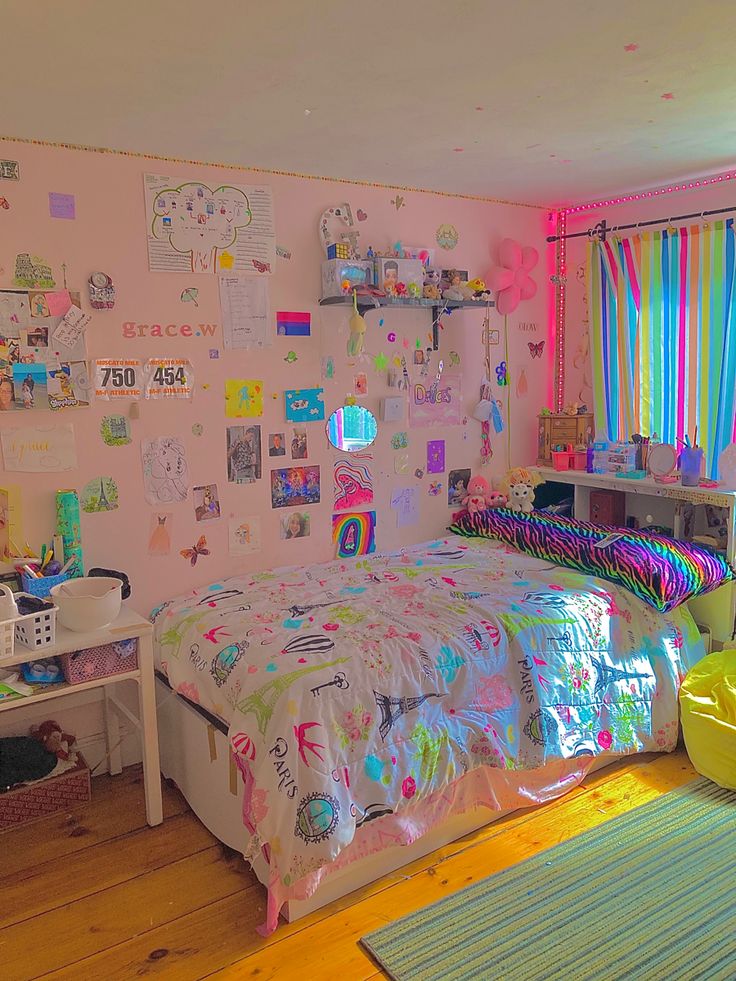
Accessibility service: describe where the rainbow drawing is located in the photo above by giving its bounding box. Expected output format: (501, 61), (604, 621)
(332, 510), (376, 558)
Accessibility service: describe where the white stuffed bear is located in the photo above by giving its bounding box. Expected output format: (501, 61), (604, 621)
(502, 467), (543, 514)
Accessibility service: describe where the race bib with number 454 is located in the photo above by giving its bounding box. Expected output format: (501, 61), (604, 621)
(142, 358), (195, 399)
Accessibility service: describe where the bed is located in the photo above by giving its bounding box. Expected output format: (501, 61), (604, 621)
(152, 532), (707, 933)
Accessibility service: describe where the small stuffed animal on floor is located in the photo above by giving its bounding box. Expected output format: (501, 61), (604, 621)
(31, 720), (76, 761)
(502, 467), (544, 513)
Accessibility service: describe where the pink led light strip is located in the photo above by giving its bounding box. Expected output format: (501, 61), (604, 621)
(562, 170), (736, 215)
(554, 211), (567, 412)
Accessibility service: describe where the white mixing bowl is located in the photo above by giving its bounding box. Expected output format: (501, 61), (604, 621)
(50, 577), (122, 632)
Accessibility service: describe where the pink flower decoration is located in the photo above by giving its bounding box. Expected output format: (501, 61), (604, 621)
(486, 238), (539, 315)
(597, 729), (613, 750)
(402, 776), (416, 799)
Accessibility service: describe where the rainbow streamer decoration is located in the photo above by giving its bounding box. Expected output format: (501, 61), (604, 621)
(588, 219), (736, 479)
(332, 510), (376, 558)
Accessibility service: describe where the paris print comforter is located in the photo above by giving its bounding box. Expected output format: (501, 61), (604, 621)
(152, 534), (704, 931)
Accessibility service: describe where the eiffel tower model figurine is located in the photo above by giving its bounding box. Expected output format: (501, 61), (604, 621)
(373, 690), (445, 740)
(589, 656), (653, 696)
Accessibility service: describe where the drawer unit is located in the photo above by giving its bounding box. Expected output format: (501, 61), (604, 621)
(537, 413), (594, 466)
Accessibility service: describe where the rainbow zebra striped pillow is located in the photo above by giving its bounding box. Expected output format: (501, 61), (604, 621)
(449, 508), (734, 612)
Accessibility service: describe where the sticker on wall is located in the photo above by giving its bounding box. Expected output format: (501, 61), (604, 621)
(284, 351), (298, 364)
(495, 361), (508, 386)
(516, 368), (528, 398)
(414, 468), (424, 480)
(47, 362), (90, 411)
(94, 359), (142, 400)
(49, 192), (75, 220)
(284, 387), (325, 422)
(319, 203), (359, 257)
(394, 452), (409, 475)
(0, 160), (20, 180)
(12, 363), (47, 410)
(428, 481), (443, 496)
(192, 423), (203, 437)
(332, 511), (376, 558)
(448, 351), (461, 367)
(268, 432), (287, 457)
(333, 459), (373, 511)
(0, 424), (77, 472)
(180, 287), (199, 306)
(225, 378), (263, 418)
(427, 439), (446, 474)
(80, 476), (119, 513)
(276, 311), (311, 337)
(390, 195), (405, 211)
(391, 432), (408, 450)
(148, 513), (172, 556)
(194, 483), (221, 522)
(528, 340), (545, 359)
(209, 349), (219, 359)
(88, 271), (116, 309)
(0, 195), (9, 210)
(290, 426), (308, 460)
(271, 466), (320, 508)
(354, 373), (367, 395)
(321, 356), (335, 381)
(13, 253), (55, 289)
(100, 415), (131, 446)
(226, 425), (261, 483)
(143, 358), (195, 399)
(141, 436), (189, 505)
(448, 468), (471, 507)
(409, 373), (462, 428)
(180, 535), (210, 566)
(229, 516), (261, 555)
(436, 224), (459, 250)
(275, 245), (292, 260)
(390, 488), (418, 527)
(281, 511), (311, 539)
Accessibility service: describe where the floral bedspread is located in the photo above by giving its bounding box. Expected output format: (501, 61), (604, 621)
(152, 535), (704, 931)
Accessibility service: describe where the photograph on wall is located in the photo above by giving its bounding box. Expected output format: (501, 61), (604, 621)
(193, 483), (221, 522)
(228, 515), (262, 555)
(448, 468), (471, 507)
(141, 436), (189, 505)
(225, 378), (263, 418)
(290, 426), (308, 460)
(270, 466), (320, 508)
(268, 432), (287, 457)
(333, 459), (373, 511)
(332, 510), (376, 558)
(148, 512), (173, 556)
(226, 425), (261, 483)
(0, 369), (13, 412)
(12, 363), (47, 410)
(280, 511), (311, 539)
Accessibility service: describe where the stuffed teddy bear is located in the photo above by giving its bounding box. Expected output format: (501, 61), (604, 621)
(459, 475), (508, 515)
(502, 467), (544, 514)
(422, 269), (442, 300)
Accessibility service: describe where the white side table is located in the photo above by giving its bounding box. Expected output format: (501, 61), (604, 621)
(0, 607), (163, 826)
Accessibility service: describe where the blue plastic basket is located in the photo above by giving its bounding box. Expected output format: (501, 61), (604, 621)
(21, 573), (70, 598)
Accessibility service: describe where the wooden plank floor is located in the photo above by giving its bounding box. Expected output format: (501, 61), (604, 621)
(0, 749), (697, 980)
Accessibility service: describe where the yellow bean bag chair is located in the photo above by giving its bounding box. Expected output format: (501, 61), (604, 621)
(680, 649), (736, 790)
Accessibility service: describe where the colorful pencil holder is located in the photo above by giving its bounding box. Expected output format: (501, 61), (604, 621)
(21, 572), (70, 599)
(680, 446), (704, 487)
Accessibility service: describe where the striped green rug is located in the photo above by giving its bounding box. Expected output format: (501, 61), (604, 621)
(361, 778), (736, 980)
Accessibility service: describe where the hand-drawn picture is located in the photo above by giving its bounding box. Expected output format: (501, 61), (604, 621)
(332, 511), (376, 558)
(194, 484), (221, 522)
(80, 476), (119, 513)
(284, 387), (325, 422)
(268, 432), (286, 457)
(228, 516), (261, 555)
(145, 173), (275, 274)
(13, 253), (55, 289)
(225, 378), (263, 418)
(333, 460), (373, 511)
(226, 425), (261, 483)
(290, 426), (308, 459)
(148, 513), (172, 556)
(280, 511), (311, 539)
(141, 436), (189, 505)
(448, 468), (471, 507)
(270, 466), (320, 508)
(409, 373), (462, 427)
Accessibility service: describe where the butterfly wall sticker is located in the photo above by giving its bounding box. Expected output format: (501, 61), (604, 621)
(180, 535), (210, 566)
(251, 259), (271, 273)
(528, 340), (545, 359)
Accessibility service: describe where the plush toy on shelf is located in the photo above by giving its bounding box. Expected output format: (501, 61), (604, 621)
(453, 475), (508, 520)
(502, 467), (544, 513)
(466, 277), (491, 300)
(442, 269), (472, 302)
(423, 269), (442, 300)
(347, 290), (367, 358)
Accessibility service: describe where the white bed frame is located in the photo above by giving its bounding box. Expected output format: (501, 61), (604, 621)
(156, 676), (616, 922)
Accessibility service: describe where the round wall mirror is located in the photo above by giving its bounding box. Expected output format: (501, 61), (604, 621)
(327, 405), (377, 452)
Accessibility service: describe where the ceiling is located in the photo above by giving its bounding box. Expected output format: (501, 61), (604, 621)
(3, 0), (736, 206)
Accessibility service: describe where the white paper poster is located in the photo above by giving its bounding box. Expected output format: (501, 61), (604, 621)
(228, 515), (262, 555)
(142, 358), (195, 399)
(141, 436), (189, 505)
(0, 424), (77, 472)
(390, 487), (419, 527)
(144, 173), (275, 275)
(94, 359), (142, 400)
(52, 305), (90, 349)
(218, 276), (270, 350)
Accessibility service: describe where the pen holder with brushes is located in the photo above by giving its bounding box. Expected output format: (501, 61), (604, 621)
(21, 572), (70, 599)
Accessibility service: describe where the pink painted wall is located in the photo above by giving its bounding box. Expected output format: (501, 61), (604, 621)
(564, 181), (736, 412)
(0, 140), (553, 616)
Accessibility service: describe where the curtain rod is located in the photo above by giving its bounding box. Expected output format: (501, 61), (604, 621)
(546, 205), (736, 243)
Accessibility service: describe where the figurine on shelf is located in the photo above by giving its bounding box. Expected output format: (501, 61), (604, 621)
(443, 269), (472, 301)
(467, 277), (491, 300)
(407, 282), (421, 299)
(562, 401), (580, 416)
(394, 282), (408, 298)
(423, 269), (442, 300)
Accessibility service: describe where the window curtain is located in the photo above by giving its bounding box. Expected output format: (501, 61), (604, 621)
(587, 219), (736, 478)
